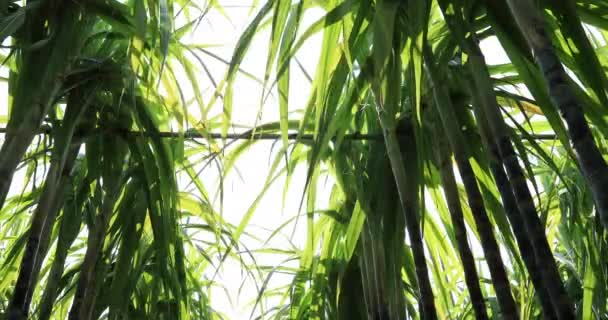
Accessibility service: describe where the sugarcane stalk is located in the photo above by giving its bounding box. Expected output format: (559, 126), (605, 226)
(369, 17), (438, 317)
(423, 44), (519, 319)
(505, 0), (608, 231)
(6, 146), (81, 320)
(432, 128), (489, 320)
(68, 122), (129, 320)
(466, 47), (573, 318)
(67, 189), (117, 320)
(466, 84), (556, 318)
(38, 173), (89, 320)
(372, 100), (437, 319)
(381, 127), (437, 319)
(7, 94), (91, 319)
(432, 0), (569, 314)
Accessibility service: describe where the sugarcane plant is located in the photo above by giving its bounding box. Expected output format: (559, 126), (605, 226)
(1, 0), (608, 319)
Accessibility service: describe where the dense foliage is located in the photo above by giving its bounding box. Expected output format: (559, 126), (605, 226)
(0, 0), (608, 319)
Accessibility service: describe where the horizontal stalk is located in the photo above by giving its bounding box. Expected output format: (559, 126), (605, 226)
(0, 127), (558, 141)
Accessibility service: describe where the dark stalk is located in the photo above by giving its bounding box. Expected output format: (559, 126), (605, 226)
(67, 190), (117, 320)
(7, 93), (91, 318)
(506, 0), (608, 231)
(433, 133), (489, 320)
(467, 46), (574, 318)
(0, 127), (558, 141)
(423, 44), (519, 319)
(467, 76), (558, 318)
